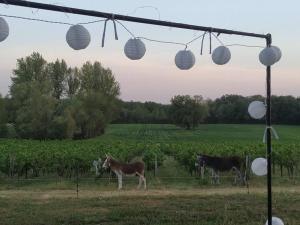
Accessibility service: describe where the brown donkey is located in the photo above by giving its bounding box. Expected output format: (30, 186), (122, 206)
(102, 155), (146, 190)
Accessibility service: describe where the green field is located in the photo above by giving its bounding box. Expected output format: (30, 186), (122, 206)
(0, 124), (300, 225)
(1, 124), (299, 179)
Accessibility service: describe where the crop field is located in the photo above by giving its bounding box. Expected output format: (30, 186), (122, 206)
(0, 124), (299, 179)
(0, 124), (300, 225)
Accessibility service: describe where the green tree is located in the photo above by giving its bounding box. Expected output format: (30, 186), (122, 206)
(169, 95), (208, 129)
(0, 95), (8, 137)
(66, 67), (80, 98)
(10, 52), (56, 139)
(212, 95), (249, 123)
(48, 59), (68, 99)
(9, 53), (121, 139)
(73, 61), (120, 138)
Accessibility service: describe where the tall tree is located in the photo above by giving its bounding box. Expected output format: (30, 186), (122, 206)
(48, 59), (68, 99)
(74, 61), (120, 138)
(169, 95), (208, 129)
(8, 53), (120, 139)
(66, 67), (80, 98)
(10, 53), (55, 139)
(0, 95), (8, 137)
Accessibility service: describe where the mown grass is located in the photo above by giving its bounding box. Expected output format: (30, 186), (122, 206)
(0, 192), (300, 225)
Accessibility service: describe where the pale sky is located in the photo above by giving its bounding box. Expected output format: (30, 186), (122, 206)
(0, 0), (299, 103)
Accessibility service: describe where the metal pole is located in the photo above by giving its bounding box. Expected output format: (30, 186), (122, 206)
(0, 0), (267, 39)
(266, 33), (272, 225)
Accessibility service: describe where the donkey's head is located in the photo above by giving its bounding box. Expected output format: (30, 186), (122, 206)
(197, 154), (208, 167)
(102, 154), (112, 169)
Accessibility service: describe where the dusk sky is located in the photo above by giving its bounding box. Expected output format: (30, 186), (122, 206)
(0, 0), (299, 103)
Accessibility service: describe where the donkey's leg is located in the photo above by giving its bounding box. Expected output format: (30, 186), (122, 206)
(232, 167), (238, 185)
(201, 166), (205, 180)
(233, 167), (243, 185)
(136, 172), (146, 190)
(142, 175), (147, 189)
(211, 169), (215, 184)
(216, 171), (220, 184)
(117, 173), (122, 190)
(137, 175), (142, 189)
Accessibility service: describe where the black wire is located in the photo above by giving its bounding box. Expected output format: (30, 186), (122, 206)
(0, 13), (74, 25)
(0, 13), (106, 26)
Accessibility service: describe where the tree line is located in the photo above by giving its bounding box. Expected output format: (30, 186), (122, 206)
(115, 95), (300, 128)
(0, 52), (299, 138)
(0, 52), (120, 139)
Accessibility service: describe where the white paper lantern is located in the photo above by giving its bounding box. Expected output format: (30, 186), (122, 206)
(66, 25), (91, 50)
(175, 50), (195, 70)
(124, 38), (146, 60)
(0, 17), (9, 42)
(248, 101), (266, 119)
(265, 217), (284, 225)
(271, 46), (282, 62)
(259, 46), (280, 66)
(212, 46), (231, 65)
(251, 158), (267, 176)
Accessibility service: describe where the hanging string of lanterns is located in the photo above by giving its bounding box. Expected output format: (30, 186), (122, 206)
(0, 16), (282, 71)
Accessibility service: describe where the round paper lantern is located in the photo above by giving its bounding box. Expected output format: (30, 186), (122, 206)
(0, 17), (9, 42)
(248, 101), (266, 119)
(265, 217), (284, 225)
(251, 158), (267, 176)
(124, 38), (146, 60)
(212, 46), (231, 65)
(271, 46), (282, 62)
(66, 25), (91, 50)
(259, 47), (278, 66)
(175, 50), (195, 70)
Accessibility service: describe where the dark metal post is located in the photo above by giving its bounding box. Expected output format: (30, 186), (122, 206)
(266, 33), (272, 225)
(0, 0), (267, 39)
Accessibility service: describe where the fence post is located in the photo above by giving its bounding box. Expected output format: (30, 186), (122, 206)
(76, 162), (79, 199)
(154, 154), (158, 177)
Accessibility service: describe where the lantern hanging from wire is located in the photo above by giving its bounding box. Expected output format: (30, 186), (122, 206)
(265, 217), (284, 225)
(175, 49), (195, 70)
(251, 158), (267, 176)
(0, 17), (9, 42)
(124, 38), (146, 60)
(66, 24), (91, 50)
(259, 46), (282, 66)
(248, 101), (266, 119)
(271, 46), (282, 62)
(212, 46), (231, 65)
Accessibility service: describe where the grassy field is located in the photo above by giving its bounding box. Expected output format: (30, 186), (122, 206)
(1, 124), (300, 225)
(105, 124), (300, 142)
(1, 188), (300, 225)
